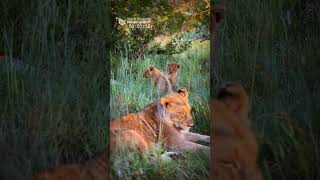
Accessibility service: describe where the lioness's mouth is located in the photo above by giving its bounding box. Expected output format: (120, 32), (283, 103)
(175, 125), (191, 132)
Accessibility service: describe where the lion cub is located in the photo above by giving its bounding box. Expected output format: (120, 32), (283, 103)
(144, 65), (172, 97)
(167, 62), (180, 89)
(167, 63), (180, 89)
(211, 81), (262, 180)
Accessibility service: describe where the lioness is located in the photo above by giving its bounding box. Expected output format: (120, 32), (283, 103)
(144, 65), (172, 97)
(167, 62), (180, 89)
(111, 88), (210, 153)
(211, 81), (262, 180)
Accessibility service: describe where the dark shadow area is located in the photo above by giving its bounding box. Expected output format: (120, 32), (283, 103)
(212, 0), (320, 179)
(0, 0), (110, 179)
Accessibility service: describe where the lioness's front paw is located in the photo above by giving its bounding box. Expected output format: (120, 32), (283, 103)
(161, 151), (182, 161)
(206, 136), (210, 143)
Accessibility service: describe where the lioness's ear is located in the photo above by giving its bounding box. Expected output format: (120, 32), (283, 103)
(160, 98), (169, 108)
(178, 88), (188, 98)
(212, 5), (226, 24)
(177, 64), (180, 68)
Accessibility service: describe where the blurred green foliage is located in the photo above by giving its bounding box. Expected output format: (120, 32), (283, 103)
(111, 0), (210, 58)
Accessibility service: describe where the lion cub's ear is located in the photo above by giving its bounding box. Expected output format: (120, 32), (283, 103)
(178, 88), (188, 98)
(160, 98), (170, 108)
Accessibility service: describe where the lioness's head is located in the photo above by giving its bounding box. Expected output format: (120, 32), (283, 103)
(211, 81), (250, 134)
(211, 82), (262, 179)
(167, 63), (180, 74)
(158, 88), (193, 131)
(144, 65), (160, 78)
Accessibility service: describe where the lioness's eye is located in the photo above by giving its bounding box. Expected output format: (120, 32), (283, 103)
(150, 67), (153, 71)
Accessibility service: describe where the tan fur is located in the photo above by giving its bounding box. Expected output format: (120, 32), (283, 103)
(26, 150), (109, 180)
(167, 63), (180, 89)
(144, 65), (172, 96)
(211, 81), (262, 180)
(111, 88), (210, 153)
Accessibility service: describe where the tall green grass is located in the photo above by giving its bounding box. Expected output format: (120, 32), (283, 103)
(213, 0), (320, 179)
(0, 0), (110, 179)
(110, 40), (210, 179)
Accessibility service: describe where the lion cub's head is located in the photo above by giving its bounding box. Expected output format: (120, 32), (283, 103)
(158, 88), (193, 131)
(143, 65), (161, 78)
(167, 63), (180, 74)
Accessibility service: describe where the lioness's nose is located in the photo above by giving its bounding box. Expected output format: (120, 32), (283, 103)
(188, 120), (194, 127)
